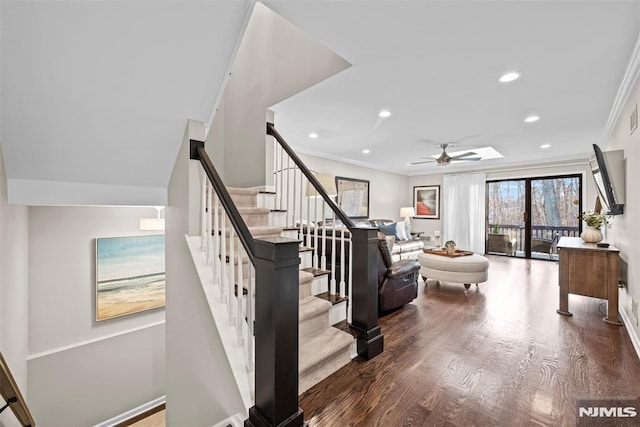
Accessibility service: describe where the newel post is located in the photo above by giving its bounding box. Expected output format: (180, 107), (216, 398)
(349, 227), (384, 360)
(245, 237), (304, 427)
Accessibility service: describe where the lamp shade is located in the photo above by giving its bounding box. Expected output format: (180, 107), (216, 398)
(400, 207), (415, 218)
(306, 173), (337, 197)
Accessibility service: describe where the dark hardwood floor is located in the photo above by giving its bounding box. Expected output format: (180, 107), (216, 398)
(300, 255), (640, 426)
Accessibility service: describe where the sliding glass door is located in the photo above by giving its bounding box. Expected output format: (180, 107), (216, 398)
(487, 174), (582, 259)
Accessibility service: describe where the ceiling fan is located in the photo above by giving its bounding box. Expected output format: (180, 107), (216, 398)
(410, 143), (482, 166)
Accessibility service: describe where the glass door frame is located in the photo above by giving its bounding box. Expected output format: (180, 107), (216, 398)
(486, 173), (583, 259)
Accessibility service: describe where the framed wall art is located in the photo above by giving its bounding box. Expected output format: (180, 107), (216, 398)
(336, 176), (370, 219)
(414, 185), (440, 219)
(95, 234), (165, 321)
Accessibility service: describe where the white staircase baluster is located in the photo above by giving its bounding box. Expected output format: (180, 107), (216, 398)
(330, 211), (337, 295)
(213, 192), (221, 294)
(320, 201), (327, 270)
(229, 226), (235, 325)
(306, 180), (311, 251)
(200, 170), (207, 250)
(246, 263), (254, 371)
(237, 239), (244, 345)
(313, 194), (318, 268)
(273, 138), (278, 210)
(279, 146), (284, 211)
(291, 166), (297, 229)
(206, 183), (213, 264)
(221, 212), (227, 304)
(286, 156), (291, 226)
(299, 173), (304, 238)
(348, 234), (353, 324)
(339, 223), (346, 298)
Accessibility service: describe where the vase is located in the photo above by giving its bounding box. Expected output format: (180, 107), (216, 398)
(581, 226), (603, 243)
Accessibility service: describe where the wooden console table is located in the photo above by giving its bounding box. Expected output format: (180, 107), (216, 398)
(557, 236), (621, 325)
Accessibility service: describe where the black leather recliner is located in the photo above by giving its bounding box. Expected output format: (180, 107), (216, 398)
(377, 233), (419, 312)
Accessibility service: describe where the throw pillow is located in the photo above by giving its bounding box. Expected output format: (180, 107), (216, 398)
(378, 222), (397, 236)
(396, 222), (408, 241)
(377, 232), (394, 267)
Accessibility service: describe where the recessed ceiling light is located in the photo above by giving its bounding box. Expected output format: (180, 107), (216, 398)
(308, 132), (318, 139)
(378, 110), (391, 118)
(499, 72), (520, 83)
(362, 149), (370, 154)
(524, 115), (540, 123)
(540, 144), (551, 149)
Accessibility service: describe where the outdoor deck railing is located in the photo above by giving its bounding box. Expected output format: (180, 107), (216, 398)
(488, 224), (580, 254)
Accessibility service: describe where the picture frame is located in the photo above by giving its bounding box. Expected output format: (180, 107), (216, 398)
(335, 176), (370, 219)
(414, 185), (440, 219)
(95, 234), (165, 321)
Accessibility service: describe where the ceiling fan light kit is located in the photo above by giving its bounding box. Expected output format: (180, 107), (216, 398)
(411, 143), (482, 166)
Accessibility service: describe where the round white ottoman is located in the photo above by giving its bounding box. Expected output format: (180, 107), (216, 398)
(417, 252), (489, 290)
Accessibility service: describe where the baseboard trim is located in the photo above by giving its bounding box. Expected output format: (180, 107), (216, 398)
(94, 396), (165, 427)
(619, 307), (640, 361)
(27, 321), (165, 360)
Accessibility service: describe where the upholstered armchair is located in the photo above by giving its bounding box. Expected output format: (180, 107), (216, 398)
(377, 233), (420, 312)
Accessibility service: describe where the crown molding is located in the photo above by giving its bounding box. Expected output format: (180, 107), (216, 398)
(604, 31), (640, 143)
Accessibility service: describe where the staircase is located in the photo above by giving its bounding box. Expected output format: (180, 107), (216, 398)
(225, 187), (354, 393)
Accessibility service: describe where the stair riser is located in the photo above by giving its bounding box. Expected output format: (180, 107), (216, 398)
(300, 251), (312, 268)
(299, 310), (329, 337)
(311, 275), (329, 296)
(215, 212), (269, 228)
(329, 300), (347, 325)
(299, 344), (352, 394)
(269, 211), (287, 227)
(229, 193), (257, 208)
(257, 193), (276, 209)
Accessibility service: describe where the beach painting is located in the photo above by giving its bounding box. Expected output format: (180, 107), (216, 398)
(96, 235), (165, 321)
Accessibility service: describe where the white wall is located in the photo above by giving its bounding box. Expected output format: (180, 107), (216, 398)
(0, 146), (29, 427)
(299, 153), (410, 221)
(26, 205), (165, 426)
(605, 52), (640, 352)
(408, 160), (596, 243)
(166, 121), (245, 425)
(220, 3), (350, 187)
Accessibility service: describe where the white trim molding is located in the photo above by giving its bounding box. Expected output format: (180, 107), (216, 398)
(27, 321), (165, 360)
(619, 307), (640, 362)
(604, 31), (640, 142)
(93, 396), (165, 427)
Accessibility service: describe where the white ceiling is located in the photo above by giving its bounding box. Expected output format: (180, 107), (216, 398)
(2, 1), (640, 205)
(1, 0), (251, 204)
(265, 1), (640, 175)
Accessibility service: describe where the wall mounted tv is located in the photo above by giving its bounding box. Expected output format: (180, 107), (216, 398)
(590, 144), (625, 215)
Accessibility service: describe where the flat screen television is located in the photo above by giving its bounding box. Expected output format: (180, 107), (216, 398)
(590, 144), (624, 215)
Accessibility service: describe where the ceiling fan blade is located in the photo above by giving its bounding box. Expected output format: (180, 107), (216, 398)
(410, 160), (436, 165)
(450, 151), (477, 159)
(452, 157), (482, 161)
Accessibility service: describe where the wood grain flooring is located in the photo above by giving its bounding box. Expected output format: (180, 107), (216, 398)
(299, 255), (640, 426)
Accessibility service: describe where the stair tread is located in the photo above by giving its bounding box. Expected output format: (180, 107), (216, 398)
(314, 291), (348, 306)
(299, 296), (331, 322)
(299, 327), (354, 374)
(299, 246), (313, 252)
(300, 267), (331, 277)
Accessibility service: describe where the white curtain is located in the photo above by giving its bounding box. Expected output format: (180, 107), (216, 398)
(443, 173), (486, 254)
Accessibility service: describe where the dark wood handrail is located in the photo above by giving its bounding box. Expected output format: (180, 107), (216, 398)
(190, 140), (255, 263)
(266, 123), (356, 230)
(0, 351), (35, 427)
